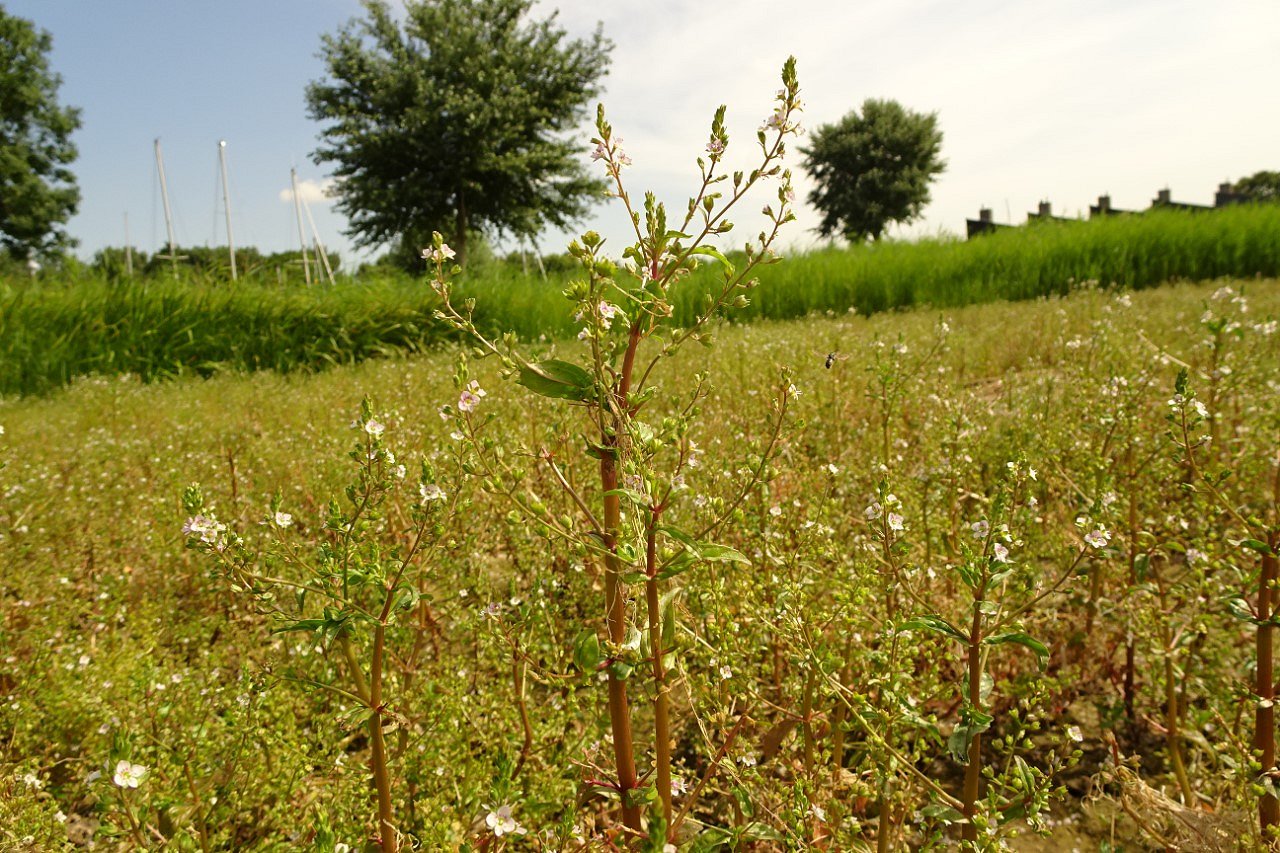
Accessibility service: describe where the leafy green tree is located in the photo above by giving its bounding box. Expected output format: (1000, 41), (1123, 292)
(306, 0), (612, 268)
(0, 8), (81, 260)
(1233, 170), (1280, 203)
(800, 99), (944, 242)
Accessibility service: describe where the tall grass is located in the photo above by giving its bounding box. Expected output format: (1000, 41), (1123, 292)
(2, 204), (1278, 397)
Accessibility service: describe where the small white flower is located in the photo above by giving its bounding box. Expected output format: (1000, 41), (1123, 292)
(364, 419), (385, 438)
(273, 511), (293, 528)
(811, 804), (827, 822)
(971, 520), (989, 540)
(421, 244), (456, 264)
(113, 760), (147, 788)
(485, 804), (526, 837)
(887, 512), (905, 531)
(864, 501), (882, 520)
(1084, 528), (1111, 549)
(1185, 547), (1205, 564)
(419, 483), (446, 502)
(20, 772), (41, 789)
(1066, 725), (1084, 743)
(992, 542), (1011, 564)
(769, 505), (782, 518)
(719, 665), (733, 679)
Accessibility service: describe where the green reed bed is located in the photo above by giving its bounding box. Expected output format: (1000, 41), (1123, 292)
(2, 203), (1278, 397)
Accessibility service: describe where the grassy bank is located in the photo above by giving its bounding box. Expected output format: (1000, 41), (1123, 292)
(2, 280), (1277, 848)
(2, 203), (1278, 397)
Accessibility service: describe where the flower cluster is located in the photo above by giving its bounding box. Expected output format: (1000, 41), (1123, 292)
(183, 514), (228, 550)
(421, 243), (456, 265)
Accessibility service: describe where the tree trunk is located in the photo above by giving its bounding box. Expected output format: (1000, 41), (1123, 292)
(455, 188), (469, 267)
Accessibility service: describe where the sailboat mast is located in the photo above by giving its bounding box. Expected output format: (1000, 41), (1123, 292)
(124, 212), (133, 277)
(300, 194), (335, 286)
(218, 141), (237, 280)
(154, 138), (179, 277)
(290, 168), (312, 285)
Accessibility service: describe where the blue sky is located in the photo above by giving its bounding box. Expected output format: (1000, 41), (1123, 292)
(7, 0), (1279, 268)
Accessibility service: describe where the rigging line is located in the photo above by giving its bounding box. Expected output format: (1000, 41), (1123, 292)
(213, 147), (221, 246)
(151, 144), (159, 253)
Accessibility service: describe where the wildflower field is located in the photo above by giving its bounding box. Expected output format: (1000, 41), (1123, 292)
(2, 273), (1278, 850)
(4, 64), (1280, 852)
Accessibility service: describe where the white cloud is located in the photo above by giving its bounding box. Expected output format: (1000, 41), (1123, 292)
(524, 0), (1280, 251)
(279, 178), (334, 205)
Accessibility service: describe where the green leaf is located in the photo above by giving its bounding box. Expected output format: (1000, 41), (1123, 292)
(655, 551), (697, 580)
(1239, 538), (1276, 557)
(948, 706), (993, 764)
(572, 631), (601, 672)
(517, 359), (593, 401)
(689, 245), (736, 275)
(1227, 596), (1264, 625)
(603, 488), (650, 507)
(901, 614), (968, 644)
(697, 543), (751, 564)
(920, 803), (964, 824)
(985, 631), (1050, 669)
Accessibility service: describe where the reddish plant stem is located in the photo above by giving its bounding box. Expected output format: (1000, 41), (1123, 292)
(598, 320), (645, 836)
(1257, 532), (1278, 838)
(962, 585), (986, 845)
(644, 510), (673, 834)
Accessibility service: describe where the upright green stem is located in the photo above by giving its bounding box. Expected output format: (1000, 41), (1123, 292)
(962, 585), (986, 845)
(1161, 629), (1194, 804)
(1123, 448), (1139, 727)
(601, 451), (642, 836)
(644, 512), (673, 834)
(369, 623), (397, 853)
(341, 630), (397, 853)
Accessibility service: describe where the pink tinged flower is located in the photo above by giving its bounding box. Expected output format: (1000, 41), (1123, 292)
(113, 760), (147, 788)
(364, 419), (385, 438)
(421, 244), (456, 264)
(706, 138), (725, 155)
(864, 502), (882, 520)
(183, 515), (226, 545)
(457, 380), (486, 413)
(590, 141), (609, 162)
(992, 543), (1011, 563)
(273, 511), (293, 528)
(1084, 528), (1111, 549)
(597, 300), (621, 330)
(887, 512), (905, 531)
(419, 483), (446, 502)
(971, 520), (989, 540)
(485, 804), (525, 837)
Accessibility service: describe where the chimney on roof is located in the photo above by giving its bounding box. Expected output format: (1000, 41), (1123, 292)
(979, 207), (992, 223)
(1098, 195), (1111, 212)
(1038, 201), (1052, 218)
(1156, 188), (1172, 205)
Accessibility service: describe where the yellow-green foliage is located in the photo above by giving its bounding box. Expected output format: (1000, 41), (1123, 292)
(1, 279), (1277, 849)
